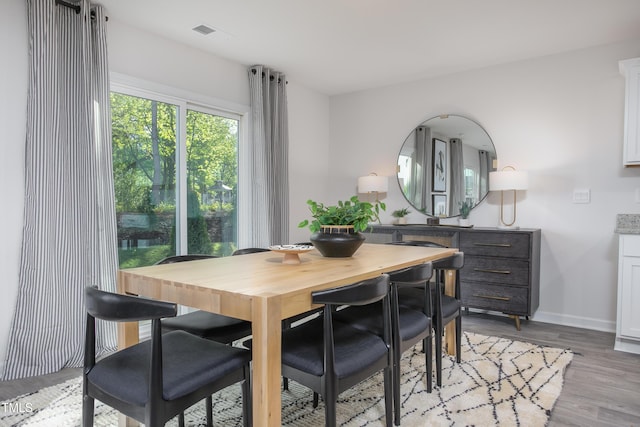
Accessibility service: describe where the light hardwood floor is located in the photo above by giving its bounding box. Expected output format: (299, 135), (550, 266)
(1, 312), (639, 426)
(464, 312), (640, 427)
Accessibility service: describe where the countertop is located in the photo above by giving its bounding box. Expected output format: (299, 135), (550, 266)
(615, 214), (640, 234)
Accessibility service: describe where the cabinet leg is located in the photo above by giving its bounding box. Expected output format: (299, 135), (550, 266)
(509, 315), (521, 331)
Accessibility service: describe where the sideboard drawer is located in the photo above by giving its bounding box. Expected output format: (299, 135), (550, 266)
(461, 281), (529, 314)
(461, 257), (530, 286)
(460, 231), (530, 259)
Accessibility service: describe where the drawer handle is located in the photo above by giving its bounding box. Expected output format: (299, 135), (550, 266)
(473, 294), (511, 301)
(473, 268), (511, 275)
(472, 243), (512, 248)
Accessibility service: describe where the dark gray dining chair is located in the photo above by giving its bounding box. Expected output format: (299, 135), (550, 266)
(248, 274), (394, 427)
(398, 252), (464, 386)
(158, 253), (253, 426)
(83, 286), (251, 427)
(334, 263), (434, 425)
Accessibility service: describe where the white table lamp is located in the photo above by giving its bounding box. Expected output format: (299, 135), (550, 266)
(489, 166), (528, 228)
(358, 173), (388, 201)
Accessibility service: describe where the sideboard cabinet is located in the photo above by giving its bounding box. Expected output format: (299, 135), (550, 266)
(368, 225), (541, 328)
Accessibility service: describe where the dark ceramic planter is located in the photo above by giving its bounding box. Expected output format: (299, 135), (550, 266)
(310, 225), (365, 257)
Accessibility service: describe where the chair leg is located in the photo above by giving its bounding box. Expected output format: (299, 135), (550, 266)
(425, 332), (433, 393)
(82, 395), (94, 427)
(206, 395), (213, 427)
(242, 365), (252, 427)
(435, 324), (443, 387)
(178, 413), (185, 427)
(455, 316), (462, 364)
(313, 392), (319, 408)
(283, 319), (291, 390)
(384, 365), (394, 427)
(324, 392), (337, 427)
(393, 348), (401, 425)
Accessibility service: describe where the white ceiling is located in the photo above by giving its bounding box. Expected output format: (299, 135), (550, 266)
(97, 0), (640, 96)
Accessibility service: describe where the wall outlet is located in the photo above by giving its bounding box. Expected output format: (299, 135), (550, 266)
(572, 189), (591, 204)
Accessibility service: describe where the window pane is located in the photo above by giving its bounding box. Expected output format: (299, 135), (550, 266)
(186, 110), (238, 257)
(111, 92), (177, 268)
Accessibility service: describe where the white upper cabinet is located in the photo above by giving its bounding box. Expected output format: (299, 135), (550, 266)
(620, 58), (640, 166)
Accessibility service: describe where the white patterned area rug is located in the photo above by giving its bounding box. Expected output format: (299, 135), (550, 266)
(0, 332), (573, 427)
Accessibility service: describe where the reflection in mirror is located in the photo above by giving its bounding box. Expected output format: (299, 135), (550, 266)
(397, 115), (496, 218)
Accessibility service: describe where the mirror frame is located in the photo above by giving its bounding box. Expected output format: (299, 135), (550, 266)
(396, 114), (496, 218)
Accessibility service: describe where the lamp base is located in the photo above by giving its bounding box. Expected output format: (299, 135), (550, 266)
(497, 223), (521, 230)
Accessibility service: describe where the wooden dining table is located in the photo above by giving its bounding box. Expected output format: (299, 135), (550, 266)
(117, 243), (458, 427)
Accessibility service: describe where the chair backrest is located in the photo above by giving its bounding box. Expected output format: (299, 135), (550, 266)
(85, 286), (176, 322)
(388, 240), (447, 248)
(432, 252), (464, 270)
(312, 274), (390, 306)
(84, 287), (179, 418)
(156, 254), (217, 264)
(313, 274), (393, 380)
(84, 287), (177, 377)
(232, 248), (269, 256)
(388, 262), (433, 287)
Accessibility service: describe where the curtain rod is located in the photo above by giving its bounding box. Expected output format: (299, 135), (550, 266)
(55, 0), (108, 21)
(55, 0), (80, 13)
(250, 68), (288, 84)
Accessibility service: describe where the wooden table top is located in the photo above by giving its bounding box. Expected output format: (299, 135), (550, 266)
(118, 243), (458, 321)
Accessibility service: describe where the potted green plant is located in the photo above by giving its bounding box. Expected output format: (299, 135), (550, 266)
(391, 207), (411, 224)
(298, 196), (385, 257)
(458, 200), (472, 226)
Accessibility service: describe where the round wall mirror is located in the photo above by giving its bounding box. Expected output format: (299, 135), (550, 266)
(397, 114), (497, 218)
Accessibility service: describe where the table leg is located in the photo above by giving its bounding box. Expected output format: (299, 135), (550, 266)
(444, 270), (456, 356)
(251, 296), (283, 427)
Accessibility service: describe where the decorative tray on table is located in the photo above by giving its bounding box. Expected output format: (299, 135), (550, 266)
(268, 244), (315, 264)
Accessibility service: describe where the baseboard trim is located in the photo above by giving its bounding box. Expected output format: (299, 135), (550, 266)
(465, 308), (616, 333)
(531, 311), (615, 333)
(614, 337), (640, 354)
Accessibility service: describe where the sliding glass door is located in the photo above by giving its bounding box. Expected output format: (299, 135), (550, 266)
(111, 89), (239, 268)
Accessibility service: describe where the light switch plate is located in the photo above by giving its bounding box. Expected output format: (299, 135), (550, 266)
(572, 189), (591, 204)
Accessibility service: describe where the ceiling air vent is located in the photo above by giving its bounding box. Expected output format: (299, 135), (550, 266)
(192, 24), (216, 35)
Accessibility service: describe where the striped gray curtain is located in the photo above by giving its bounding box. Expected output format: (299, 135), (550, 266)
(449, 138), (464, 214)
(2, 0), (117, 380)
(247, 65), (290, 247)
(409, 126), (432, 212)
(479, 150), (490, 201)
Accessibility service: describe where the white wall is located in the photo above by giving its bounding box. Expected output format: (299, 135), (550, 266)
(329, 40), (640, 331)
(0, 7), (330, 373)
(287, 82), (332, 244)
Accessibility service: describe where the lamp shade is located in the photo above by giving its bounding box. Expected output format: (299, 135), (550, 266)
(358, 174), (388, 193)
(489, 170), (528, 191)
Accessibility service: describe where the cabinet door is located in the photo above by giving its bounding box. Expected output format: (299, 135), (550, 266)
(619, 254), (640, 339)
(620, 58), (640, 165)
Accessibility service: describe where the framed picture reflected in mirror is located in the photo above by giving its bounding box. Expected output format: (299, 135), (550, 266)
(432, 194), (447, 217)
(432, 138), (446, 192)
